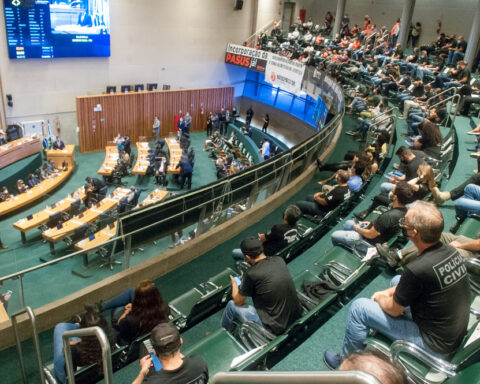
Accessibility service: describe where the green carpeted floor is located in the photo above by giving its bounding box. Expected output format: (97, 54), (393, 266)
(0, 132), (219, 315)
(0, 109), (476, 383)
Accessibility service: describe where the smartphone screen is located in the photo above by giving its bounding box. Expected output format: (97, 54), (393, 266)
(143, 340), (163, 371)
(234, 276), (242, 286)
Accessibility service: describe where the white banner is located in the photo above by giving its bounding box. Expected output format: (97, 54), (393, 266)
(264, 53), (306, 95)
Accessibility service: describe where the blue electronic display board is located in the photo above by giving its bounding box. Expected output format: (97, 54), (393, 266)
(313, 95), (328, 130)
(4, 0), (110, 59)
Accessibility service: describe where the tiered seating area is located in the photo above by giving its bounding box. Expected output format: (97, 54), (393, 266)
(55, 51), (480, 384)
(4, 13), (480, 384)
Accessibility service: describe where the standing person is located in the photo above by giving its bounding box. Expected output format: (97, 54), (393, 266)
(132, 323), (209, 384)
(262, 114), (269, 133)
(123, 136), (131, 156)
(219, 108), (226, 135)
(184, 112), (192, 135)
(246, 107), (254, 126)
(323, 201), (471, 369)
(176, 154), (193, 190)
(220, 237), (302, 335)
(260, 139), (271, 160)
(174, 111), (183, 135)
(152, 116), (160, 142)
(411, 22), (422, 48)
(206, 112), (213, 136)
(390, 18), (401, 47)
(177, 117), (185, 138)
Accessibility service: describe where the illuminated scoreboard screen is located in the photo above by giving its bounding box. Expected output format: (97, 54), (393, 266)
(3, 0), (110, 59)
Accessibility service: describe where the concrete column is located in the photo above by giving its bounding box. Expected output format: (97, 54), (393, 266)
(465, 0), (480, 70)
(332, 0), (346, 38)
(398, 0), (416, 49)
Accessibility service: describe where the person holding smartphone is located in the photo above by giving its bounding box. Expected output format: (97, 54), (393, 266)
(133, 323), (208, 384)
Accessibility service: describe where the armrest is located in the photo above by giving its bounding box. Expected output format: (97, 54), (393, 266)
(390, 340), (457, 378)
(465, 259), (480, 276)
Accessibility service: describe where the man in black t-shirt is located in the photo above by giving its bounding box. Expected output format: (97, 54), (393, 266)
(221, 237), (302, 335)
(324, 201), (470, 370)
(381, 146), (424, 193)
(296, 170), (351, 217)
(133, 323), (208, 384)
(231, 205), (302, 260)
(331, 182), (412, 250)
(442, 60), (471, 89)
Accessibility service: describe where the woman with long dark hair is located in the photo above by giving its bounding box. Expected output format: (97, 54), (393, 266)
(411, 119), (443, 159)
(53, 305), (114, 384)
(101, 279), (169, 345)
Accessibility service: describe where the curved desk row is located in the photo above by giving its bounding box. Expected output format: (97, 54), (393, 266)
(165, 138), (181, 174)
(0, 167), (74, 217)
(42, 187), (131, 254)
(97, 145), (119, 176)
(132, 142), (150, 175)
(13, 186), (86, 243)
(138, 189), (169, 207)
(0, 136), (42, 169)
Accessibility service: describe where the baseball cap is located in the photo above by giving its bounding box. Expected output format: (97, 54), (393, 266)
(150, 323), (181, 354)
(240, 236), (263, 258)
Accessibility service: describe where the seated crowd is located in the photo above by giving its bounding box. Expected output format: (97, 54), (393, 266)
(34, 11), (480, 384)
(0, 158), (69, 203)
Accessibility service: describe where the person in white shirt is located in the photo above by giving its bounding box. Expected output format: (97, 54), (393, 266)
(152, 117), (160, 142)
(260, 140), (271, 160)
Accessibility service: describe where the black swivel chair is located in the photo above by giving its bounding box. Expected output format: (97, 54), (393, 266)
(64, 224), (90, 247)
(69, 199), (83, 217)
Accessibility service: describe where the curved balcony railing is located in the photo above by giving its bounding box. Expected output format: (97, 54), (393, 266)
(0, 57), (344, 322)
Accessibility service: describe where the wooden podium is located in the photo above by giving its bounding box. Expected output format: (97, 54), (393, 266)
(46, 144), (76, 169)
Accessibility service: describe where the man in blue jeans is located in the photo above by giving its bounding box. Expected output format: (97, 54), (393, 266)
(331, 181), (412, 250)
(324, 201), (470, 369)
(221, 236), (302, 335)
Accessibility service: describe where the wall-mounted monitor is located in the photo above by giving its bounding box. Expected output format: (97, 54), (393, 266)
(4, 0), (110, 59)
(134, 84), (144, 92)
(121, 85), (131, 93)
(147, 83), (158, 91)
(106, 85), (116, 94)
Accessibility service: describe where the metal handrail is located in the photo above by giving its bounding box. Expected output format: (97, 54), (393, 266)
(212, 371), (381, 384)
(390, 340), (457, 380)
(0, 111), (344, 285)
(246, 19), (276, 47)
(426, 86), (457, 106)
(63, 326), (113, 384)
(11, 306), (45, 384)
(428, 93), (461, 129)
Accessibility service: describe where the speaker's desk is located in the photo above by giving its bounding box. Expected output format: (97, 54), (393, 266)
(46, 145), (76, 169)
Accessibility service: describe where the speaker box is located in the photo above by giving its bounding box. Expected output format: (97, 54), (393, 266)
(234, 0), (243, 10)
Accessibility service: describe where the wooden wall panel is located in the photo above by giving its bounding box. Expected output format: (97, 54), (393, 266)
(76, 86), (234, 153)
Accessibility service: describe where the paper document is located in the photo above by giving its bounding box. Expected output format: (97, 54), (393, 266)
(230, 346), (264, 368)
